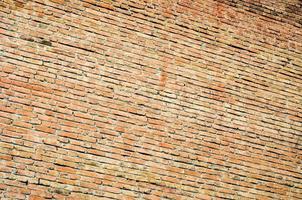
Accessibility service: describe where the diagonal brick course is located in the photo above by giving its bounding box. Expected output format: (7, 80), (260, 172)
(0, 0), (301, 199)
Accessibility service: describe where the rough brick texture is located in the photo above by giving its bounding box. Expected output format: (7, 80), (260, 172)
(0, 0), (302, 199)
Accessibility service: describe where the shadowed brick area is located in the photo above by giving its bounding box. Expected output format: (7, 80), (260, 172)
(0, 0), (301, 199)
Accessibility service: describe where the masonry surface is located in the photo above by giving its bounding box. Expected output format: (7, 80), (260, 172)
(0, 0), (302, 199)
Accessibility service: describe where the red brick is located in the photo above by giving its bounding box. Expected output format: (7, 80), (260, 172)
(0, 0), (301, 199)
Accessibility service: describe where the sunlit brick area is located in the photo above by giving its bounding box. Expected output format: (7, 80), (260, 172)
(0, 0), (301, 199)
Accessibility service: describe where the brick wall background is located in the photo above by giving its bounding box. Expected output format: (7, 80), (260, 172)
(0, 0), (302, 199)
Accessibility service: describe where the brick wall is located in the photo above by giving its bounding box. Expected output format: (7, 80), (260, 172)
(0, 0), (301, 199)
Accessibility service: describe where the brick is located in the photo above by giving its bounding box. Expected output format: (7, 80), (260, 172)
(0, 0), (301, 199)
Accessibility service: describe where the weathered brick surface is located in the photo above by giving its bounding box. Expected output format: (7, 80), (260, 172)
(0, 0), (301, 199)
